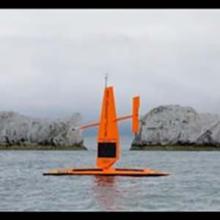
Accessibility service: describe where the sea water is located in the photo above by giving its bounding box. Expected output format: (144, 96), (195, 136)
(0, 136), (220, 211)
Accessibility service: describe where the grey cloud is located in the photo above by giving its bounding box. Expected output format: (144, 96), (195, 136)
(0, 9), (220, 126)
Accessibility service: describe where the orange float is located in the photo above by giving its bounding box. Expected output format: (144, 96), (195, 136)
(43, 77), (168, 177)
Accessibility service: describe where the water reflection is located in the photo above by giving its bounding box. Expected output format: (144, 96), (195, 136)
(94, 176), (115, 187)
(92, 176), (122, 211)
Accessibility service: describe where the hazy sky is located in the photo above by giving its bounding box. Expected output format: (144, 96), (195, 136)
(1, 9), (220, 125)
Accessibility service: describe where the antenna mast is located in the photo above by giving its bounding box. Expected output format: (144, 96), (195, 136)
(104, 73), (108, 88)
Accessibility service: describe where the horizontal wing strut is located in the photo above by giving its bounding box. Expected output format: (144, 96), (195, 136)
(80, 114), (132, 130)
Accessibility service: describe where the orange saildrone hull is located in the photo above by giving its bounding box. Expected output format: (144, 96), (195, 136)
(43, 81), (169, 177)
(43, 168), (168, 176)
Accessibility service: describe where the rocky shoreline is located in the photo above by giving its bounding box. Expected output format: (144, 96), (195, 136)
(131, 144), (220, 151)
(2, 105), (220, 151)
(131, 105), (220, 150)
(0, 144), (87, 150)
(0, 111), (86, 150)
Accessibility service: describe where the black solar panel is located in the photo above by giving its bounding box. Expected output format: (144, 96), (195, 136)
(97, 142), (116, 158)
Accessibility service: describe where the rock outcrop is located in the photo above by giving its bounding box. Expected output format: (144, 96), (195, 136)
(0, 111), (85, 149)
(131, 105), (220, 149)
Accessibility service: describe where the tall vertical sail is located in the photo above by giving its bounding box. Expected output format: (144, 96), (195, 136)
(97, 86), (120, 169)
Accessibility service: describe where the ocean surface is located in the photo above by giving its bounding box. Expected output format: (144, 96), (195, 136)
(0, 136), (220, 211)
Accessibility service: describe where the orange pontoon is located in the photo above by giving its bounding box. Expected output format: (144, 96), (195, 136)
(43, 78), (168, 177)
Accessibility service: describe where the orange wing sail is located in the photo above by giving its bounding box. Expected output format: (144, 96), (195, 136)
(96, 86), (120, 170)
(132, 96), (140, 134)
